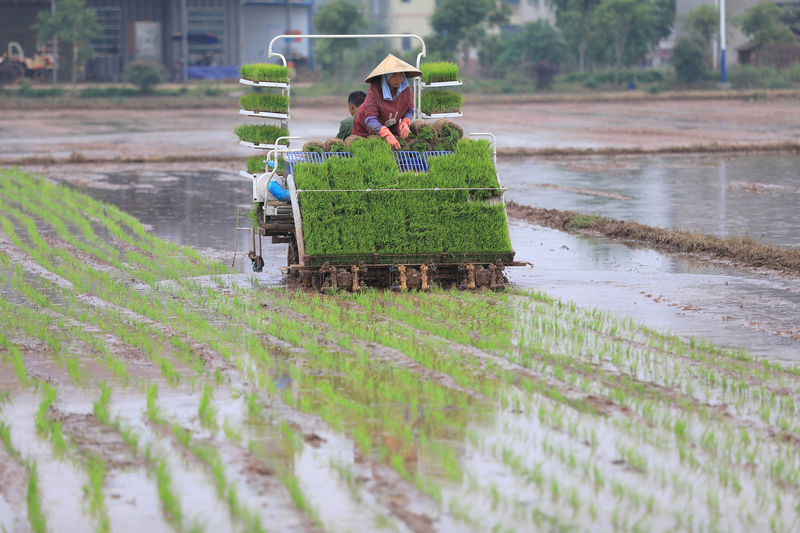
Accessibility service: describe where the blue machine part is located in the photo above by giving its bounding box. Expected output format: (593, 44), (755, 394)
(268, 179), (290, 202)
(283, 150), (453, 175)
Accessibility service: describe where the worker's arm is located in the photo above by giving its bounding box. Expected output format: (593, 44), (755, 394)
(365, 116), (383, 134)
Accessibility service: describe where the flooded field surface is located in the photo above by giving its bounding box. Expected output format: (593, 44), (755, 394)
(31, 162), (800, 363)
(501, 153), (800, 248)
(1, 97), (799, 161)
(2, 167), (800, 533)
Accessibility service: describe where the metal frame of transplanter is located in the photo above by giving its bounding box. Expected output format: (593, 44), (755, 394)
(238, 34), (525, 290)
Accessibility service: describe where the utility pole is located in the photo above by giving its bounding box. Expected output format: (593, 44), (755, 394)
(720, 0), (727, 83)
(181, 0), (188, 82)
(51, 0), (58, 85)
(285, 0), (292, 59)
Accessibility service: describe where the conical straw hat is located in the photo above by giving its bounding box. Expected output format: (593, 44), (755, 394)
(364, 53), (422, 83)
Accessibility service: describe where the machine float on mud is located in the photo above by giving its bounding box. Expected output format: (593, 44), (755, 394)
(238, 34), (525, 291)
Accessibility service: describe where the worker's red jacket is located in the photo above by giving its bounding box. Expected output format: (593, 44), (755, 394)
(352, 81), (413, 137)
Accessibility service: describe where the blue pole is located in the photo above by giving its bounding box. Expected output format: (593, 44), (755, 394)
(720, 0), (727, 83)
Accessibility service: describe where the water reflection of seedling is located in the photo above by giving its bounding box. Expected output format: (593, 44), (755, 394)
(26, 461), (47, 533)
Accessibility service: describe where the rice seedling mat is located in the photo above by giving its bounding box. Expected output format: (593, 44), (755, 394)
(291, 138), (513, 266)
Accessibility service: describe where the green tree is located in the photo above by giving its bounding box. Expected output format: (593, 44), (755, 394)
(479, 21), (568, 88)
(683, 5), (719, 65)
(737, 2), (795, 47)
(592, 0), (659, 84)
(779, 4), (800, 34)
(32, 0), (100, 84)
(671, 37), (710, 83)
(313, 0), (367, 81)
(429, 0), (510, 63)
(123, 61), (168, 94)
(552, 0), (602, 71)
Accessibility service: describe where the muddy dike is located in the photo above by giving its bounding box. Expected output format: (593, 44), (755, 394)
(498, 140), (800, 156)
(2, 87), (799, 111)
(507, 201), (800, 274)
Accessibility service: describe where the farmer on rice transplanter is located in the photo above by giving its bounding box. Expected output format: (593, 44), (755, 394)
(336, 90), (366, 140)
(352, 54), (422, 150)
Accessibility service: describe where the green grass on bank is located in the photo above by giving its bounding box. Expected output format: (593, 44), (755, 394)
(3, 62), (800, 101)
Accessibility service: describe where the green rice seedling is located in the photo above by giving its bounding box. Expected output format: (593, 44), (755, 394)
(146, 383), (159, 422)
(420, 62), (459, 83)
(64, 355), (86, 386)
(93, 382), (112, 425)
(85, 456), (110, 533)
(198, 383), (218, 429)
(155, 458), (183, 526)
(421, 90), (463, 115)
(26, 461), (47, 533)
(414, 125), (435, 143)
(325, 137), (349, 153)
(239, 93), (289, 113)
(234, 124), (290, 145)
(283, 473), (319, 523)
(240, 63), (289, 83)
(247, 156), (267, 174)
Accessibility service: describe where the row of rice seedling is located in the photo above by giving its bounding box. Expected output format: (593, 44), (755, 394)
(294, 138), (511, 258)
(250, 287), (800, 531)
(3, 168), (799, 530)
(1, 172), (406, 524)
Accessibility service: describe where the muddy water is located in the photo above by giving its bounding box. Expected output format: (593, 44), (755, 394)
(500, 153), (800, 247)
(60, 163), (800, 362)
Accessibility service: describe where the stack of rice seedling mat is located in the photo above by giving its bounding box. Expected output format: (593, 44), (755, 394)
(293, 138), (512, 265)
(419, 61), (462, 118)
(237, 63), (290, 149)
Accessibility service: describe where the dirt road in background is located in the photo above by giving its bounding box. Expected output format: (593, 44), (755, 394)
(1, 97), (799, 162)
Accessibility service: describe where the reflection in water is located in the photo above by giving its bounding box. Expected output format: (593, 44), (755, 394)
(500, 153), (800, 247)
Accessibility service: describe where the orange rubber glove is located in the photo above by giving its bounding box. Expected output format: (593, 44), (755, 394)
(398, 117), (411, 139)
(379, 126), (401, 150)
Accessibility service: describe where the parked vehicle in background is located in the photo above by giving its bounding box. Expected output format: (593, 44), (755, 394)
(0, 41), (54, 83)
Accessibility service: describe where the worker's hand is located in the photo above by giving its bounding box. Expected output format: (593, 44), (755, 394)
(379, 126), (401, 150)
(398, 118), (411, 138)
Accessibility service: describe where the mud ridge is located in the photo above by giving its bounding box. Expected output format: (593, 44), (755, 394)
(498, 140), (800, 157)
(506, 201), (800, 275)
(2, 88), (798, 112)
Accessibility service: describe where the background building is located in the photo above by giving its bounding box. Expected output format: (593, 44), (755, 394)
(0, 0), (312, 81)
